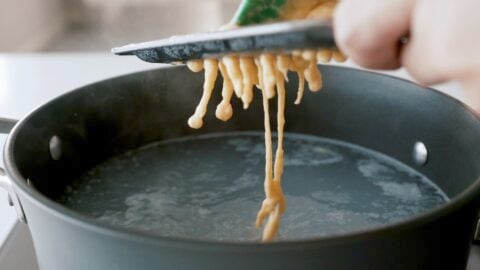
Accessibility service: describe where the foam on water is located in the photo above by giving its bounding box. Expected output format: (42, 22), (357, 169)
(60, 132), (448, 241)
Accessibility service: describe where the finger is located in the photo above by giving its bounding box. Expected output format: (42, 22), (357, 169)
(400, 0), (447, 85)
(401, 0), (480, 85)
(400, 39), (448, 86)
(460, 78), (480, 113)
(334, 0), (415, 70)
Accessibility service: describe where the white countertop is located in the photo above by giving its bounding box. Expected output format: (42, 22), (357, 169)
(0, 53), (469, 247)
(0, 53), (158, 246)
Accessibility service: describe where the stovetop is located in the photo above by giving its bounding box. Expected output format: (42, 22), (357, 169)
(1, 223), (479, 270)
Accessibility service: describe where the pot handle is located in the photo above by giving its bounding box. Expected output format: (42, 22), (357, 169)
(475, 218), (480, 245)
(0, 117), (17, 133)
(0, 117), (26, 223)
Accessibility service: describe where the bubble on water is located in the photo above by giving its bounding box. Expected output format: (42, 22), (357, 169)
(375, 181), (422, 202)
(284, 143), (343, 167)
(357, 159), (391, 180)
(198, 207), (210, 216)
(326, 211), (347, 225)
(364, 212), (380, 219)
(310, 190), (352, 205)
(224, 171), (259, 194)
(227, 137), (254, 152)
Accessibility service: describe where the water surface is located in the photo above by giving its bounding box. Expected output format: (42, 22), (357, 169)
(60, 132), (448, 241)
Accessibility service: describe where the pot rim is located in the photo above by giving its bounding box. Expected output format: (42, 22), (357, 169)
(5, 65), (480, 250)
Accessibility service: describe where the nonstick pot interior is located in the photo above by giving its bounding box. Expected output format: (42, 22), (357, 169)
(4, 65), (480, 270)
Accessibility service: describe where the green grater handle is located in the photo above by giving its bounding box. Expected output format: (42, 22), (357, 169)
(232, 0), (287, 26)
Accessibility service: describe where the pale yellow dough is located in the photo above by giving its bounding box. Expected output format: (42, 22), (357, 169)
(185, 1), (343, 242)
(186, 51), (323, 241)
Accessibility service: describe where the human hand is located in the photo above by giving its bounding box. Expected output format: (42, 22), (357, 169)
(334, 0), (480, 95)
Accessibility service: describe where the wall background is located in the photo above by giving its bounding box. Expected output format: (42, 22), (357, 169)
(0, 0), (239, 52)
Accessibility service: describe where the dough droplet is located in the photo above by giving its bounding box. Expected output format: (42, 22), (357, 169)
(188, 116), (203, 129)
(186, 60), (204, 72)
(216, 103), (233, 121)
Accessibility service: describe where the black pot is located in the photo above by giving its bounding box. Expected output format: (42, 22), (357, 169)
(1, 65), (479, 270)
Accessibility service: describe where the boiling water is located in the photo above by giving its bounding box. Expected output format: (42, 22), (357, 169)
(60, 132), (448, 241)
